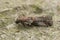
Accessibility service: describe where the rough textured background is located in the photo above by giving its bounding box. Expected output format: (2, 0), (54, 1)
(0, 0), (60, 40)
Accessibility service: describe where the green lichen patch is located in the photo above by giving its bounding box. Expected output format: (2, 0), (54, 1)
(30, 5), (43, 14)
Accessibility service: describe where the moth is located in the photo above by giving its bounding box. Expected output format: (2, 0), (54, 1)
(15, 15), (53, 27)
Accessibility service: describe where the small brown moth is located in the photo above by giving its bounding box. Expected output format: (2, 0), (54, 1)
(15, 15), (53, 27)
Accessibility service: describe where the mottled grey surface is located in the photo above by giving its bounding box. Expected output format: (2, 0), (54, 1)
(0, 0), (60, 40)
